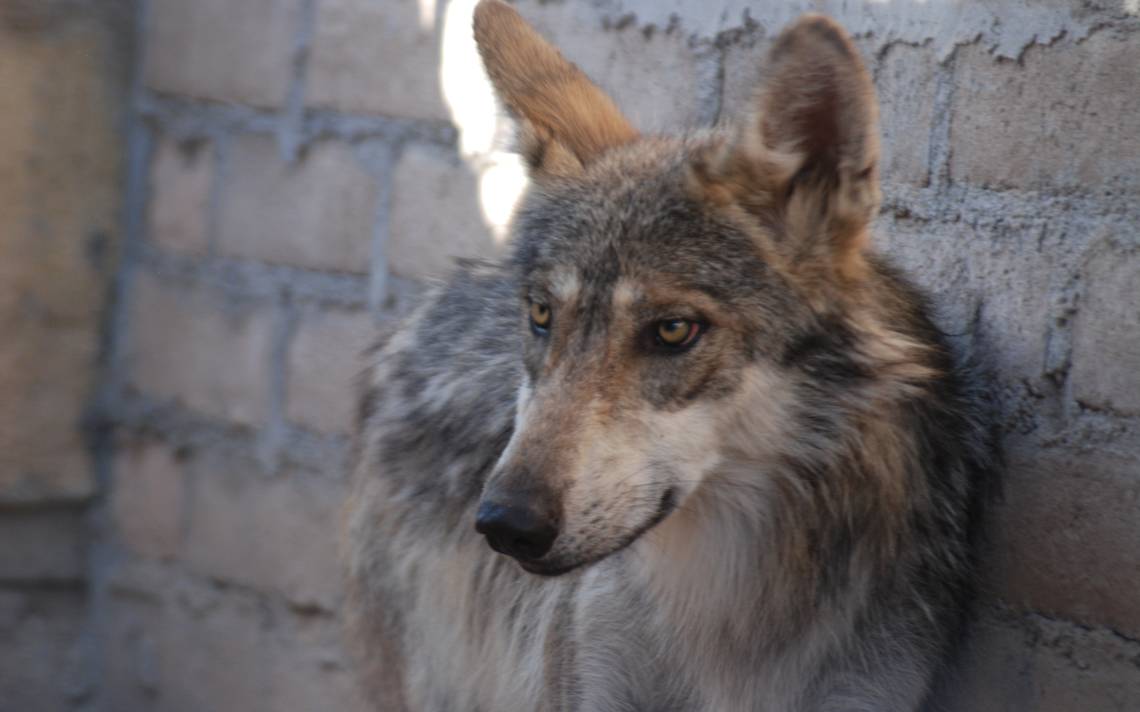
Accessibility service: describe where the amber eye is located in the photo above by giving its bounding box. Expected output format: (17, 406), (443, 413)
(530, 302), (551, 332)
(656, 318), (700, 348)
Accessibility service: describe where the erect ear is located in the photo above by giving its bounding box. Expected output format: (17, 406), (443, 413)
(691, 14), (880, 283)
(473, 0), (638, 178)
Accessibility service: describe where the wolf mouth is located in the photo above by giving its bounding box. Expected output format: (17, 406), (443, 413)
(518, 487), (678, 577)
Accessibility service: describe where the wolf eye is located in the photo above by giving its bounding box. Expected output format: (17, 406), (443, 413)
(655, 319), (701, 349)
(530, 302), (551, 333)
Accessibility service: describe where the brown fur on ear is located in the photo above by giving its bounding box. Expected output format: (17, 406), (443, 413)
(473, 0), (638, 177)
(691, 14), (880, 284)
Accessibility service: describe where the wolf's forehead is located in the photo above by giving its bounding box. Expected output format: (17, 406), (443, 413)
(547, 268), (582, 302)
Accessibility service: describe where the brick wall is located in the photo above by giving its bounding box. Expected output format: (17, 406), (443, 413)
(0, 0), (130, 708)
(25, 0), (1134, 709)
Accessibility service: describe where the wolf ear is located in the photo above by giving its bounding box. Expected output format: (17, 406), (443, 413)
(473, 0), (638, 178)
(691, 15), (880, 282)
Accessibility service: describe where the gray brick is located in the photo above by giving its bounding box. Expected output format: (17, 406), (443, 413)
(218, 135), (377, 273)
(148, 136), (213, 255)
(157, 583), (269, 712)
(950, 34), (1140, 192)
(389, 144), (498, 280)
(144, 0), (302, 108)
(719, 36), (773, 125)
(943, 608), (1140, 711)
(1070, 245), (1140, 415)
(153, 579), (367, 712)
(0, 509), (85, 583)
(185, 461), (343, 610)
(0, 505), (84, 583)
(875, 44), (939, 187)
(128, 271), (274, 426)
(112, 440), (186, 561)
(985, 448), (1140, 639)
(102, 593), (162, 712)
(875, 218), (1063, 385)
(267, 610), (371, 712)
(0, 589), (89, 711)
(286, 309), (376, 434)
(307, 0), (449, 120)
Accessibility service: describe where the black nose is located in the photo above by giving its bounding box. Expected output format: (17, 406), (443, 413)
(475, 500), (558, 561)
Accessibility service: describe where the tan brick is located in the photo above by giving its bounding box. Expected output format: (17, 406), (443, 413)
(112, 440), (186, 560)
(0, 509), (85, 583)
(514, 0), (705, 131)
(389, 144), (497, 279)
(308, 0), (448, 120)
(950, 34), (1140, 192)
(148, 137), (213, 255)
(185, 463), (343, 609)
(1070, 246), (1140, 414)
(0, 325), (97, 504)
(218, 135), (377, 273)
(287, 309), (376, 434)
(943, 609), (1140, 711)
(128, 271), (273, 426)
(144, 0), (302, 108)
(0, 14), (124, 505)
(984, 448), (1140, 639)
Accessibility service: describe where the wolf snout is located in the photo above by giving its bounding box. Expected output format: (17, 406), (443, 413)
(475, 499), (559, 561)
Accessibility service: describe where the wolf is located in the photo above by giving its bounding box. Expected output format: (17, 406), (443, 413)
(344, 2), (994, 710)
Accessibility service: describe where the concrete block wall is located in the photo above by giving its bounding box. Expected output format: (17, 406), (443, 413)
(0, 0), (131, 709)
(80, 0), (1139, 710)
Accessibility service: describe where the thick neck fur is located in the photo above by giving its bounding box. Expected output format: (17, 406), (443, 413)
(631, 461), (875, 710)
(618, 287), (953, 710)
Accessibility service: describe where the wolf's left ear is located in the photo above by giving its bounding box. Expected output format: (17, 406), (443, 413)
(691, 15), (880, 282)
(473, 0), (638, 178)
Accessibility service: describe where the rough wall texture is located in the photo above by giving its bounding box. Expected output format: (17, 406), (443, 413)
(0, 0), (130, 709)
(49, 0), (1140, 710)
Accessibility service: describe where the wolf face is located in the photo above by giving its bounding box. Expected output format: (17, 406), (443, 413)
(473, 3), (889, 576)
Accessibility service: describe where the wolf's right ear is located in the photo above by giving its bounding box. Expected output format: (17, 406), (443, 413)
(690, 15), (880, 284)
(473, 0), (637, 178)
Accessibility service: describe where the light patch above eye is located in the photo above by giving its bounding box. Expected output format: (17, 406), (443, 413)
(612, 278), (642, 310)
(548, 269), (581, 303)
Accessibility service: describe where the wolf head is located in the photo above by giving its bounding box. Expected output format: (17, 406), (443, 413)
(471, 1), (893, 576)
